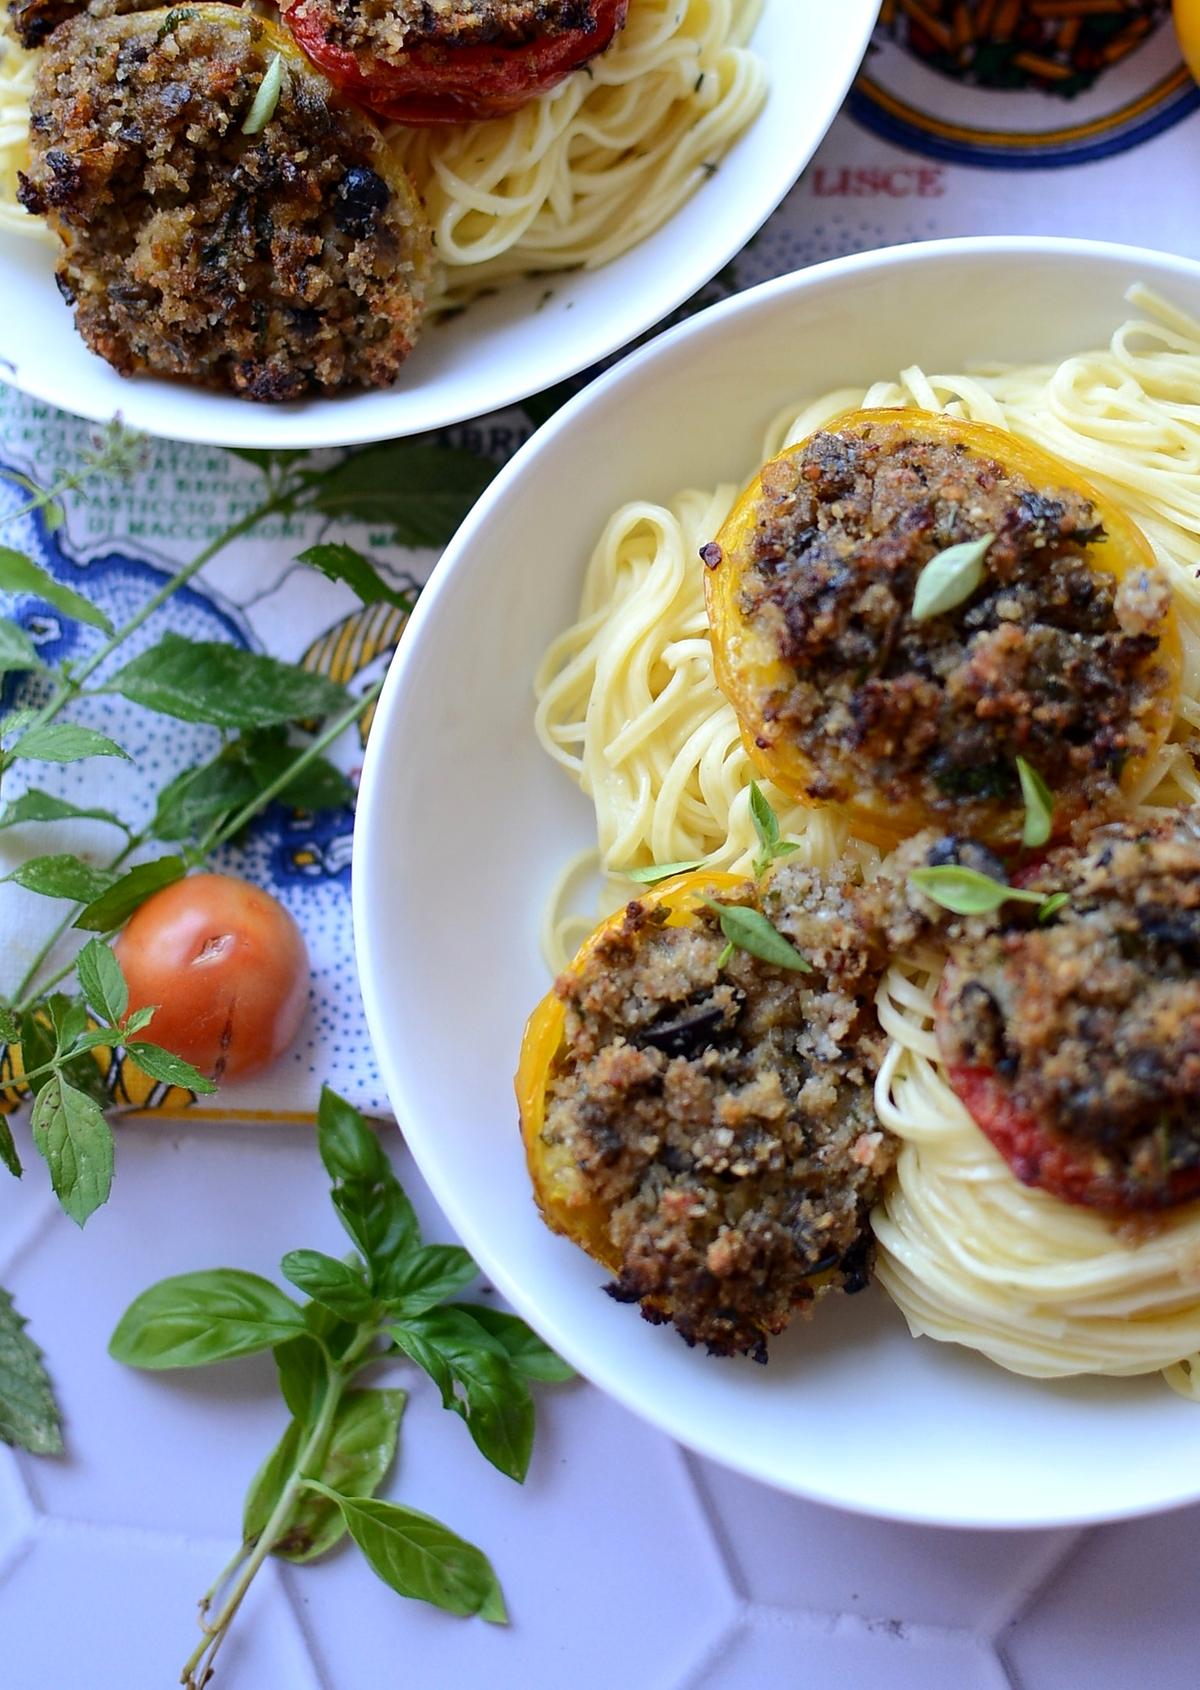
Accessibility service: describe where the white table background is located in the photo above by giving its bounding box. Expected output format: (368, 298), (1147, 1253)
(1, 1112), (1196, 1690)
(8, 20), (1200, 1688)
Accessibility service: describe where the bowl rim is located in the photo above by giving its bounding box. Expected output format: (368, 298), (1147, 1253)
(0, 0), (880, 449)
(354, 234), (1200, 1529)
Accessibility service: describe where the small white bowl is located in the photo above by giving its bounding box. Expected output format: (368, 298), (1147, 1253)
(354, 236), (1200, 1528)
(0, 0), (877, 448)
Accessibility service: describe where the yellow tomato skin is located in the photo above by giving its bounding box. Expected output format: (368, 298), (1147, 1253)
(705, 408), (1182, 851)
(514, 871), (744, 1267)
(1175, 1), (1200, 84)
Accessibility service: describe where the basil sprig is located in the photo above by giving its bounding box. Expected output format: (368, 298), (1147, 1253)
(110, 1087), (573, 1685)
(909, 864), (1067, 922)
(911, 532), (996, 621)
(700, 895), (811, 972)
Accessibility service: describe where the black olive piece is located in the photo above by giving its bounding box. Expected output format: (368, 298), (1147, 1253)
(838, 1235), (873, 1295)
(639, 1001), (731, 1059)
(332, 166), (391, 238)
(924, 835), (1008, 883)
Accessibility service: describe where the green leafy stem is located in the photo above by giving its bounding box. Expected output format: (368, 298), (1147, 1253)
(109, 1090), (573, 1689)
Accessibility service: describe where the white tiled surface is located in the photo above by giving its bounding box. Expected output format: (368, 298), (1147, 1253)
(2, 1114), (1199, 1690)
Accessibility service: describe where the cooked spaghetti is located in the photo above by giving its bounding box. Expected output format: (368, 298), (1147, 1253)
(534, 284), (1200, 1397)
(0, 0), (766, 307)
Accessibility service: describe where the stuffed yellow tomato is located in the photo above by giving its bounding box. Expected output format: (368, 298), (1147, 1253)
(703, 410), (1181, 849)
(516, 866), (891, 1360)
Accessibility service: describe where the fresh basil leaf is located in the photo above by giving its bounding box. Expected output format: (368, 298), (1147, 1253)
(328, 1495), (506, 1621)
(106, 635), (347, 730)
(442, 1348), (534, 1481)
(302, 1296), (359, 1364)
(382, 1246), (477, 1319)
(908, 865), (1044, 916)
(280, 1250), (375, 1323)
(911, 533), (995, 621)
(0, 789), (130, 834)
(0, 546), (113, 633)
(622, 859), (707, 885)
(123, 1041), (216, 1094)
(10, 722), (131, 765)
(73, 938), (128, 1028)
(302, 444), (496, 549)
(74, 856), (186, 932)
(248, 1389), (406, 1564)
(321, 1092), (400, 1180)
(298, 544), (417, 613)
(31, 1072), (113, 1226)
(273, 1333), (329, 1425)
(317, 1089), (420, 1275)
(448, 1306), (575, 1384)
(333, 1181), (420, 1284)
(242, 1414), (303, 1548)
(391, 1309), (533, 1481)
(241, 50), (283, 135)
(1038, 891), (1071, 924)
(1016, 756), (1055, 850)
(0, 617), (42, 676)
(109, 1269), (306, 1368)
(699, 896), (811, 973)
(0, 1117), (20, 1178)
(0, 1286), (63, 1454)
(390, 1323), (460, 1414)
(4, 854), (117, 905)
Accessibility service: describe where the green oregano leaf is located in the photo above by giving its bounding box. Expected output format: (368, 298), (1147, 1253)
(0, 546), (114, 633)
(9, 722), (131, 765)
(297, 544), (417, 613)
(1016, 756), (1055, 850)
(699, 896), (811, 973)
(748, 781), (801, 877)
(911, 533), (996, 622)
(0, 1286), (63, 1454)
(73, 856), (187, 932)
(30, 1072), (113, 1227)
(123, 1041), (216, 1094)
(1037, 891), (1071, 924)
(4, 854), (118, 905)
(622, 859), (706, 884)
(0, 617), (42, 676)
(242, 51), (283, 135)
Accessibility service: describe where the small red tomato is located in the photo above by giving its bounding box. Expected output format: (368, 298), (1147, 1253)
(282, 0), (629, 126)
(114, 874), (310, 1084)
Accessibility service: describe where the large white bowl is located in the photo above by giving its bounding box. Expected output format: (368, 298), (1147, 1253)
(354, 236), (1200, 1528)
(0, 0), (877, 448)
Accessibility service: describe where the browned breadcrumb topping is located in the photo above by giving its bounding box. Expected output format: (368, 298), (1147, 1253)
(290, 0), (599, 57)
(938, 813), (1200, 1182)
(540, 871), (892, 1359)
(18, 8), (432, 401)
(738, 419), (1172, 829)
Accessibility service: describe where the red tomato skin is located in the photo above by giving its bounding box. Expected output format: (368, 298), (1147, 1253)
(113, 874), (310, 1084)
(283, 0), (629, 125)
(937, 981), (1200, 1214)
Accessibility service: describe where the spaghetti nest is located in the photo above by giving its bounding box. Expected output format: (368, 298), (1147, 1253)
(0, 0), (766, 302)
(534, 284), (1200, 1401)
